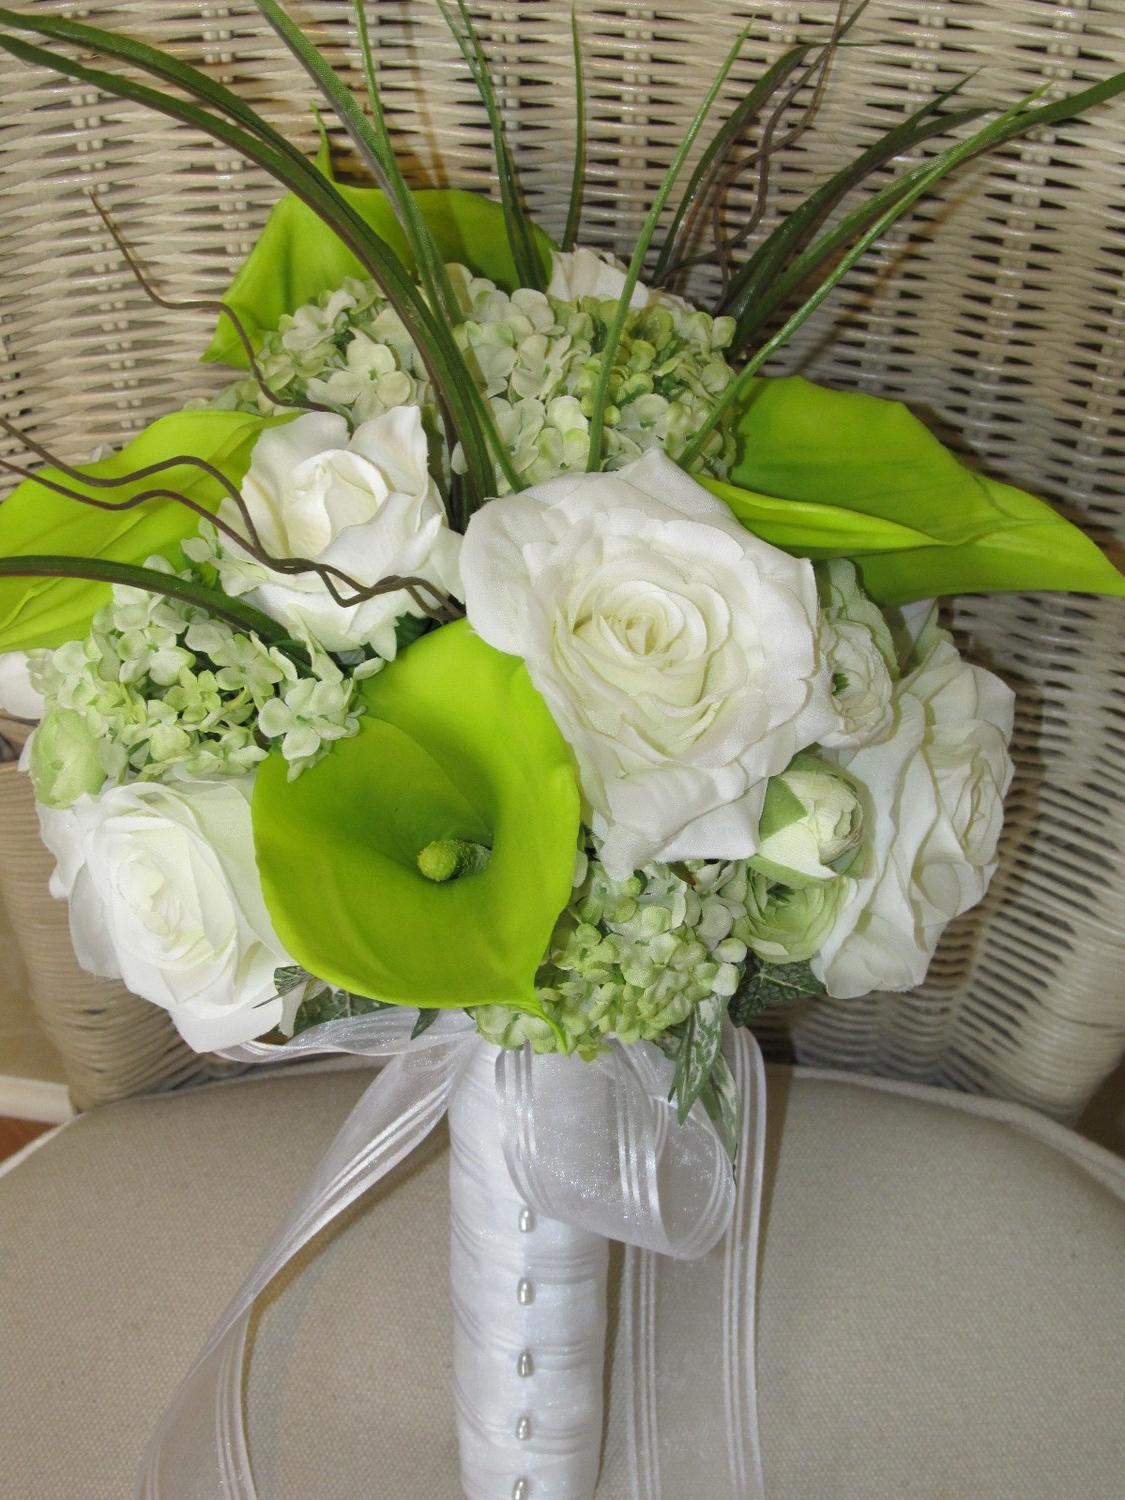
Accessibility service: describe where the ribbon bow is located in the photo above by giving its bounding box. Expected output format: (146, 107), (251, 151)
(138, 1011), (767, 1500)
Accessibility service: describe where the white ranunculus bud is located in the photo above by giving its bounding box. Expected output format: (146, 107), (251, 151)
(812, 625), (1014, 999)
(461, 448), (835, 879)
(214, 407), (461, 658)
(751, 753), (864, 885)
(37, 777), (293, 1050)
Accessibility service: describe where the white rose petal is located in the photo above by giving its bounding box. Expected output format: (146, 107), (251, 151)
(547, 247), (649, 307)
(813, 628), (1015, 998)
(37, 778), (292, 1050)
(817, 559), (896, 749)
(461, 447), (835, 879)
(217, 407), (461, 657)
(547, 246), (690, 314)
(819, 616), (895, 748)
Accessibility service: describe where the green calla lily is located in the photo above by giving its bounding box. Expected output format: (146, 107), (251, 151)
(251, 620), (580, 1015)
(704, 376), (1124, 604)
(0, 409), (287, 652)
(205, 167), (557, 368)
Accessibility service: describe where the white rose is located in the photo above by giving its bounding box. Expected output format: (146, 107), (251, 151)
(0, 651), (45, 720)
(215, 407), (461, 657)
(817, 560), (896, 749)
(461, 448), (835, 879)
(37, 777), (292, 1050)
(813, 627), (1014, 998)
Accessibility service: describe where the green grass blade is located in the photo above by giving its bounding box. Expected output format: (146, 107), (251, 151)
(585, 22), (751, 470)
(728, 68), (1125, 359)
(0, 23), (500, 513)
(562, 4), (586, 252)
(676, 92), (1049, 470)
(0, 6), (297, 159)
(0, 556), (292, 645)
(254, 0), (462, 330)
(721, 79), (985, 328)
(650, 42), (819, 284)
(436, 0), (545, 291)
(682, 71), (1125, 466)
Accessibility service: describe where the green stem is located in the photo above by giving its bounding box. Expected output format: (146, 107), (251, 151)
(585, 23), (750, 471)
(562, 5), (586, 253)
(0, 556), (293, 646)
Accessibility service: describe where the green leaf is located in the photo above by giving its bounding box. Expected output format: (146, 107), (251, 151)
(410, 1008), (441, 1039)
(0, 11), (507, 514)
(699, 1047), (742, 1165)
(273, 964), (311, 996)
(722, 85), (986, 335)
(651, 40), (825, 285)
(678, 79), (1125, 469)
(251, 619), (580, 1014)
(0, 410), (283, 652)
(729, 958), (823, 1025)
(709, 377), (1125, 604)
(393, 614), (432, 651)
(205, 183), (556, 368)
(671, 992), (727, 1127)
(291, 981), (391, 1036)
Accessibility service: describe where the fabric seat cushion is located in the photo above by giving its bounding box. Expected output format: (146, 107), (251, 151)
(0, 1064), (1121, 1499)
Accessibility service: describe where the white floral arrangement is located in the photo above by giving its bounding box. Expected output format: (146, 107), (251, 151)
(1, 4), (1122, 1498)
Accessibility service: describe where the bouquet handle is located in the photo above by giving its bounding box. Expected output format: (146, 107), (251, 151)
(449, 1042), (610, 1500)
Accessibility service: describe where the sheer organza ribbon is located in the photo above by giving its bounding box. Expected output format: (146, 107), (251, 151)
(138, 1011), (767, 1500)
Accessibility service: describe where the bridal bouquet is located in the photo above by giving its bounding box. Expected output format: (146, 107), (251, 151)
(1, 4), (1122, 1498)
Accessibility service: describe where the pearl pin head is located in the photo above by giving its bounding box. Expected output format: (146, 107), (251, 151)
(517, 1277), (535, 1306)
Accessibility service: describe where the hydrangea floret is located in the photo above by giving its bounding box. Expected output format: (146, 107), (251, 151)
(213, 266), (739, 489)
(475, 852), (752, 1059)
(27, 556), (377, 805)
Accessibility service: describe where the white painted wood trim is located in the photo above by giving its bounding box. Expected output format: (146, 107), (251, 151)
(0, 1073), (73, 1123)
(0, 1118), (71, 1181)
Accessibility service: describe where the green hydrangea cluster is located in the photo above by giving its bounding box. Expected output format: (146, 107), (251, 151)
(474, 854), (751, 1059)
(213, 265), (738, 490)
(27, 558), (374, 807)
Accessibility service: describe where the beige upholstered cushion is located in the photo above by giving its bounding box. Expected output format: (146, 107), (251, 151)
(1, 1066), (1122, 1499)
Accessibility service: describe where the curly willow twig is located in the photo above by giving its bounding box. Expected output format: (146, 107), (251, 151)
(0, 417), (462, 626)
(664, 0), (863, 287)
(88, 190), (333, 419)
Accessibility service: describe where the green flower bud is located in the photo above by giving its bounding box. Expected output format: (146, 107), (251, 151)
(735, 871), (851, 965)
(29, 709), (106, 808)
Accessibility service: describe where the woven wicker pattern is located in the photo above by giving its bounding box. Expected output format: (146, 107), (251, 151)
(1, 1), (1123, 1118)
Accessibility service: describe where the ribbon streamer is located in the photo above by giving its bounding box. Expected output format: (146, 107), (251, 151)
(138, 1015), (767, 1500)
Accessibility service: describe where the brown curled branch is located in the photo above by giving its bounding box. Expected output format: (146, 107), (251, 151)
(665, 0), (863, 286)
(88, 191), (335, 417)
(0, 428), (461, 625)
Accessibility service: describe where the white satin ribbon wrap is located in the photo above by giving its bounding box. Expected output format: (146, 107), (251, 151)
(138, 1013), (767, 1500)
